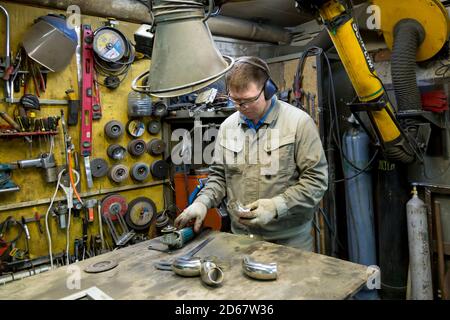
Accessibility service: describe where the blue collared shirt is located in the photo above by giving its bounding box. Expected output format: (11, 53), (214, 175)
(243, 97), (276, 131)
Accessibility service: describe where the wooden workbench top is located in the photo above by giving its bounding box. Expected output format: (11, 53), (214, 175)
(0, 232), (371, 300)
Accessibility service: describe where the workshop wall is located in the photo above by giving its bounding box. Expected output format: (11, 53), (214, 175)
(0, 2), (163, 259)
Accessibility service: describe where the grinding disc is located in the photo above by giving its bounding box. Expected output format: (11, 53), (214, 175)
(126, 119), (146, 138)
(150, 159), (169, 179)
(147, 120), (161, 135)
(107, 144), (127, 161)
(125, 197), (157, 231)
(147, 138), (166, 156)
(131, 162), (150, 182)
(104, 120), (124, 139)
(108, 164), (129, 183)
(127, 139), (147, 156)
(84, 260), (118, 273)
(90, 158), (109, 178)
(101, 194), (128, 221)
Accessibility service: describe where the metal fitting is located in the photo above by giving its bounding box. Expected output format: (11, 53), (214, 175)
(171, 257), (201, 277)
(200, 259), (224, 286)
(242, 256), (277, 280)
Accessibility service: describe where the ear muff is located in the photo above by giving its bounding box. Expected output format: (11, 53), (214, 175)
(234, 57), (278, 100)
(264, 78), (278, 100)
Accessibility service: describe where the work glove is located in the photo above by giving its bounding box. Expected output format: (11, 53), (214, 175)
(237, 199), (277, 227)
(174, 202), (208, 233)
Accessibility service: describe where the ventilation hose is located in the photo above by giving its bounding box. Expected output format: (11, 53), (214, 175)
(391, 19), (426, 112)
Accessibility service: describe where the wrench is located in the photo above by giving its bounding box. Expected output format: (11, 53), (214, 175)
(154, 237), (214, 271)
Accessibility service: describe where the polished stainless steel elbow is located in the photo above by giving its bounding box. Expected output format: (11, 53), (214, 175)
(200, 260), (224, 286)
(242, 256), (277, 280)
(171, 257), (201, 277)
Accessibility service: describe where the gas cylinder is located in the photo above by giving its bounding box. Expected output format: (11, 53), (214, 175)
(343, 121), (378, 299)
(406, 186), (433, 300)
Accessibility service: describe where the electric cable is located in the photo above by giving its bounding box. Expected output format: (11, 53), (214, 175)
(93, 28), (136, 89)
(45, 171), (63, 270)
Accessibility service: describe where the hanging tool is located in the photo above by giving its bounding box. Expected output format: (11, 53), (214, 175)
(0, 5), (12, 103)
(100, 194), (135, 247)
(80, 25), (95, 189)
(20, 217), (30, 240)
(0, 164), (19, 193)
(22, 212), (43, 234)
(97, 200), (106, 252)
(85, 199), (97, 223)
(65, 89), (79, 126)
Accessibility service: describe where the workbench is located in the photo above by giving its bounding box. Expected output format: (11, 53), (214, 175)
(0, 232), (372, 299)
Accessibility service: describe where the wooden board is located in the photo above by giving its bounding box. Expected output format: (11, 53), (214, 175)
(0, 232), (372, 300)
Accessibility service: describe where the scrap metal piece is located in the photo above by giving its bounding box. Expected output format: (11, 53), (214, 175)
(90, 158), (109, 178)
(242, 256), (277, 280)
(84, 259), (118, 273)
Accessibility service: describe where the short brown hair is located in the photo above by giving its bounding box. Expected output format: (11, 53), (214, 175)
(226, 56), (270, 92)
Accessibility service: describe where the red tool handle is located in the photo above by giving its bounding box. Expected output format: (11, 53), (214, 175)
(88, 207), (95, 222)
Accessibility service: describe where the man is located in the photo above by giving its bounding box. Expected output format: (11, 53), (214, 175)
(175, 56), (328, 251)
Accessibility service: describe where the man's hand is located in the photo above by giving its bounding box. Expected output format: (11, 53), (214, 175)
(174, 202), (208, 232)
(237, 199), (277, 227)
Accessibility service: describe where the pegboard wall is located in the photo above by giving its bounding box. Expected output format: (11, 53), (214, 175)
(0, 1), (164, 259)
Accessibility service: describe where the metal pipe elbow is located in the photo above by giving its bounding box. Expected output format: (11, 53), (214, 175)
(242, 256), (277, 280)
(200, 260), (224, 286)
(171, 257), (201, 277)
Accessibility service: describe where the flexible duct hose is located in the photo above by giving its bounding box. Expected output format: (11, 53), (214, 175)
(391, 19), (425, 112)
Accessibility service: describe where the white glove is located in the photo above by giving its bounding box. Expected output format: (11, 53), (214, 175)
(236, 199), (277, 227)
(174, 202), (208, 232)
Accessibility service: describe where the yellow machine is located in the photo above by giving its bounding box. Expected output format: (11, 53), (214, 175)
(294, 0), (449, 163)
